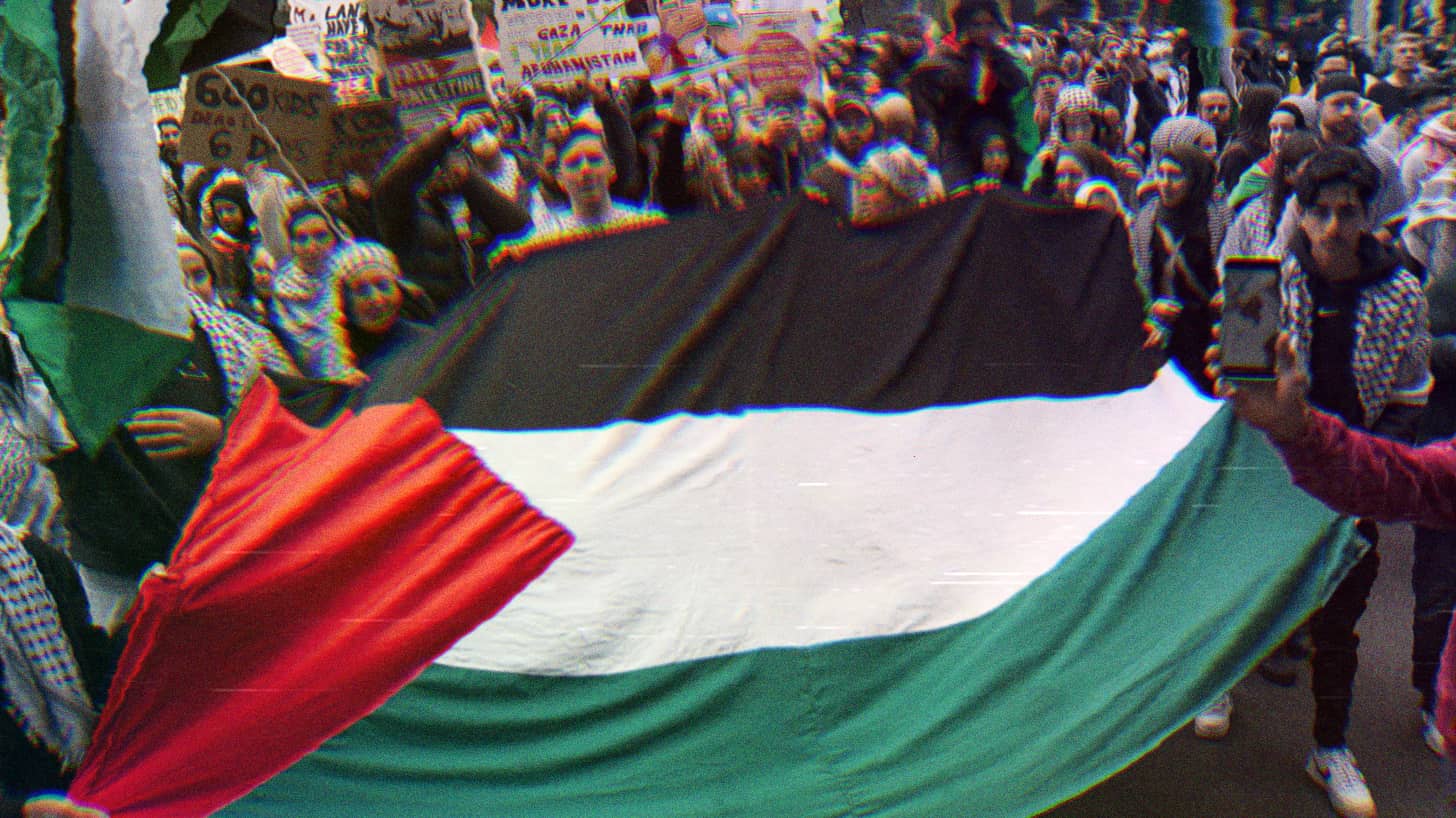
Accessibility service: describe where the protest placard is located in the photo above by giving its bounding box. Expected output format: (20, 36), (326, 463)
(657, 0), (705, 40)
(497, 0), (649, 85)
(366, 0), (477, 54)
(382, 49), (493, 139)
(320, 0), (385, 102)
(326, 99), (402, 179)
(179, 65), (336, 181)
(739, 10), (817, 99)
(287, 0), (325, 57)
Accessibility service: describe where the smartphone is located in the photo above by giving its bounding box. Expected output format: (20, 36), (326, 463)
(1220, 256), (1283, 381)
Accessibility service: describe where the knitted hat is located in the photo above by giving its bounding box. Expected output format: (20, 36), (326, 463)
(1054, 84), (1098, 118)
(1149, 115), (1215, 166)
(1316, 73), (1364, 100)
(325, 240), (400, 284)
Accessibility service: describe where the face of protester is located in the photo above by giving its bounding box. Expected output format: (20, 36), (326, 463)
(179, 246), (213, 302)
(834, 108), (876, 160)
(345, 263), (404, 334)
(1063, 111), (1095, 143)
(1268, 110), (1298, 154)
(1394, 40), (1423, 73)
(958, 8), (1002, 49)
(288, 214), (337, 276)
(982, 135), (1010, 179)
(1053, 152), (1090, 203)
(705, 103), (734, 143)
(556, 134), (616, 214)
(468, 125), (502, 161)
(800, 108), (827, 145)
(1154, 157), (1191, 209)
(1061, 51), (1081, 78)
(1194, 129), (1218, 158)
(1320, 91), (1363, 145)
(158, 119), (181, 165)
(1300, 182), (1368, 276)
(212, 198), (246, 237)
(1197, 92), (1232, 133)
(762, 102), (801, 148)
(543, 109), (572, 146)
(1035, 74), (1064, 108)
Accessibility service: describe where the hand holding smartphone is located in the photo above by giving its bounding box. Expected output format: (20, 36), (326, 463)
(1220, 256), (1284, 382)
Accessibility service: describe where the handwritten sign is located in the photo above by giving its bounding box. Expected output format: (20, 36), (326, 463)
(320, 0), (384, 102)
(179, 66), (336, 181)
(497, 0), (648, 85)
(326, 100), (402, 179)
(740, 10), (817, 99)
(366, 0), (476, 53)
(382, 49), (493, 139)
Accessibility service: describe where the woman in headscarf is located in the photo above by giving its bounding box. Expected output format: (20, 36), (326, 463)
(1227, 98), (1311, 212)
(269, 206), (366, 387)
(658, 84), (748, 214)
(1132, 142), (1229, 395)
(197, 169), (272, 314)
(1217, 83), (1284, 194)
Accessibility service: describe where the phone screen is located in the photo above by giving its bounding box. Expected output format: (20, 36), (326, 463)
(1221, 256), (1283, 381)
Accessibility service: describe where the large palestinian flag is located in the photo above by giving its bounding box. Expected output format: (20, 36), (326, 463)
(201, 194), (1358, 818)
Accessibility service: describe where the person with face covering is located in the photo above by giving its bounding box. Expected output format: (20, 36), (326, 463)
(1132, 142), (1228, 396)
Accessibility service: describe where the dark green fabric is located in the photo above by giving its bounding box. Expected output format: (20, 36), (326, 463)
(4, 301), (189, 454)
(142, 0), (234, 91)
(0, 2), (64, 296)
(224, 409), (1355, 818)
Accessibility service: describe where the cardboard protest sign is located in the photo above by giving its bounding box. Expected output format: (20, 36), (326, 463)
(382, 49), (493, 139)
(150, 87), (184, 125)
(320, 0), (384, 102)
(658, 0), (705, 40)
(497, 0), (649, 85)
(739, 10), (817, 99)
(326, 100), (402, 178)
(366, 0), (477, 53)
(287, 0), (325, 57)
(179, 65), (336, 181)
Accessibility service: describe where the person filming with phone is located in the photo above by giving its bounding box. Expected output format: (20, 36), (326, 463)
(1211, 144), (1432, 818)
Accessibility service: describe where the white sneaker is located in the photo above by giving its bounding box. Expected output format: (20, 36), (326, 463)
(1193, 692), (1233, 739)
(1424, 710), (1447, 757)
(1306, 746), (1377, 818)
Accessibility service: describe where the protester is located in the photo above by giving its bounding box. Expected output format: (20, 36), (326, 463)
(1133, 142), (1227, 396)
(1217, 83), (1283, 194)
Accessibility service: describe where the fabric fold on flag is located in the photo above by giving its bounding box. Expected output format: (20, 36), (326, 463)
(65, 376), (574, 818)
(1, 0), (192, 453)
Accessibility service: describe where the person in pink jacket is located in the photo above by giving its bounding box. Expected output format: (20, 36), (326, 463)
(1225, 333), (1456, 814)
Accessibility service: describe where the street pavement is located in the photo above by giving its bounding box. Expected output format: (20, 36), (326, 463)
(1043, 524), (1446, 817)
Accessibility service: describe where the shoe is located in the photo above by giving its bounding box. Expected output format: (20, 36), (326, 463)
(1256, 653), (1299, 686)
(1193, 692), (1232, 739)
(1306, 746), (1377, 818)
(1424, 710), (1447, 757)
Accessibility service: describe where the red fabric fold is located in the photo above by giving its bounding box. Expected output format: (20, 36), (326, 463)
(68, 377), (573, 817)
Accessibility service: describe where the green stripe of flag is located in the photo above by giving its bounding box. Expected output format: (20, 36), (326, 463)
(224, 407), (1358, 818)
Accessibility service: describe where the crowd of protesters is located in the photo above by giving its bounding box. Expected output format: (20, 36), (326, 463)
(11, 0), (1456, 815)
